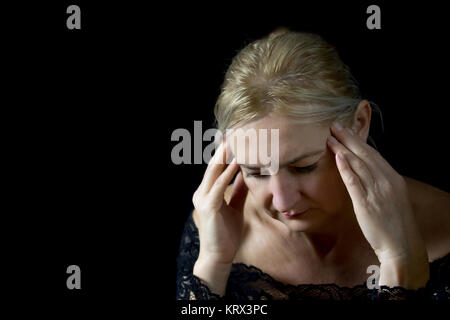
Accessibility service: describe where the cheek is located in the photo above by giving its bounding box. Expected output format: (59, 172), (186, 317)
(243, 177), (276, 211)
(311, 156), (350, 211)
(299, 170), (332, 202)
(244, 177), (266, 197)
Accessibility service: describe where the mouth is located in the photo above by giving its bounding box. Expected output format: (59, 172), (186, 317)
(283, 210), (308, 219)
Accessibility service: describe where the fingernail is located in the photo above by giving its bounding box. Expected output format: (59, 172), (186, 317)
(333, 122), (343, 131)
(328, 136), (338, 145)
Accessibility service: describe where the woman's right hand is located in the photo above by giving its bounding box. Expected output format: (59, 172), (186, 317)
(192, 142), (249, 266)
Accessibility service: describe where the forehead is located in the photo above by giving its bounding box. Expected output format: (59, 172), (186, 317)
(226, 114), (328, 164)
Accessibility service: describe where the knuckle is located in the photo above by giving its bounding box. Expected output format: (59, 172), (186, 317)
(381, 179), (396, 193)
(347, 175), (359, 187)
(354, 160), (365, 172)
(192, 189), (202, 207)
(192, 192), (198, 207)
(359, 149), (370, 159)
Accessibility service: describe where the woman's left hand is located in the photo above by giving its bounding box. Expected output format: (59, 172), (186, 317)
(326, 122), (429, 289)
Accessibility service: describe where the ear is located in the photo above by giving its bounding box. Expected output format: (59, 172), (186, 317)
(351, 100), (372, 142)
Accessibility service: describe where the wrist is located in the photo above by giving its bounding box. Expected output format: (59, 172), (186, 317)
(193, 257), (232, 296)
(194, 256), (233, 274)
(378, 252), (429, 290)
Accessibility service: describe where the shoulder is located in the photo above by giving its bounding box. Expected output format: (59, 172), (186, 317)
(403, 176), (450, 262)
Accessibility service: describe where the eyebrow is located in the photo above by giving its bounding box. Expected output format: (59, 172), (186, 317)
(240, 149), (326, 170)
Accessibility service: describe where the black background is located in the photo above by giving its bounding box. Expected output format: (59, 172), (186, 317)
(4, 0), (449, 316)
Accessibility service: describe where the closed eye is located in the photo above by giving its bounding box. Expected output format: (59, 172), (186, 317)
(292, 163), (318, 173)
(245, 163), (318, 178)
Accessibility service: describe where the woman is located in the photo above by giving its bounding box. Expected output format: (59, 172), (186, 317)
(176, 27), (450, 300)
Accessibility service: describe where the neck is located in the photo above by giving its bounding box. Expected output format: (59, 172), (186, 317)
(297, 212), (362, 264)
(256, 204), (367, 265)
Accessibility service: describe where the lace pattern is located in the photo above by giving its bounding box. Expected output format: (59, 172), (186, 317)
(176, 212), (450, 301)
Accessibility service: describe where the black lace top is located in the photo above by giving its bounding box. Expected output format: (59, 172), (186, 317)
(176, 212), (450, 301)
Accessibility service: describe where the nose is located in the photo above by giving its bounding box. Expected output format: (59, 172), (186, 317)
(269, 171), (302, 213)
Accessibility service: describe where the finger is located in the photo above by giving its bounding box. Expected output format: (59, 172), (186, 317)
(335, 151), (367, 203)
(330, 123), (394, 177)
(228, 171), (248, 212)
(327, 135), (375, 190)
(209, 157), (240, 200)
(200, 142), (230, 193)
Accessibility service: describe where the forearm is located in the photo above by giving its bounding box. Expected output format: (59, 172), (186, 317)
(193, 258), (232, 297)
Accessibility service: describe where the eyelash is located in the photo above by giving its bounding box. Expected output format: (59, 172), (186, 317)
(245, 163), (318, 178)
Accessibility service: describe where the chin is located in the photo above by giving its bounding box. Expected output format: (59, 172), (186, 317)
(283, 220), (316, 232)
(280, 210), (327, 232)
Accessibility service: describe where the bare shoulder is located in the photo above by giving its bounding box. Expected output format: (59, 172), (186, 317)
(404, 176), (450, 261)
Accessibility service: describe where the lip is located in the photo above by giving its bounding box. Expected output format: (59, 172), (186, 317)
(283, 210), (308, 219)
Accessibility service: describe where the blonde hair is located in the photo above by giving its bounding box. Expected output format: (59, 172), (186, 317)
(214, 27), (381, 134)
